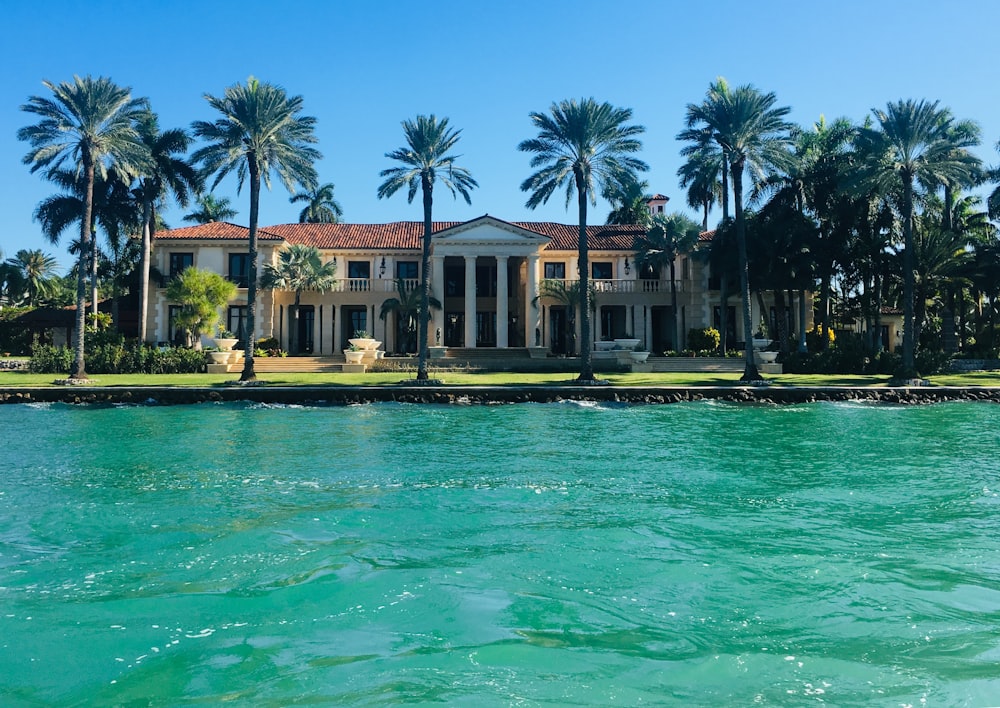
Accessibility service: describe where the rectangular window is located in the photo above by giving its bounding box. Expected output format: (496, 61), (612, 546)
(228, 253), (250, 287)
(347, 261), (370, 291)
(396, 261), (418, 280)
(591, 262), (613, 280)
(167, 305), (184, 345)
(445, 265), (465, 296)
(543, 262), (565, 279)
(476, 264), (497, 297)
(169, 253), (193, 279)
(227, 306), (248, 343)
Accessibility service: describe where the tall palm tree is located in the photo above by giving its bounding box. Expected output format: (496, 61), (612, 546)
(18, 75), (149, 379)
(379, 278), (442, 354)
(519, 98), (647, 381)
(192, 77), (321, 381)
(377, 114), (477, 381)
(290, 182), (343, 223)
(5, 249), (59, 306)
(183, 193), (238, 224)
(260, 244), (337, 355)
(134, 111), (200, 343)
(987, 140), (1000, 222)
(635, 212), (701, 351)
(682, 80), (794, 382)
(858, 99), (981, 378)
(604, 176), (651, 226)
(677, 146), (722, 231)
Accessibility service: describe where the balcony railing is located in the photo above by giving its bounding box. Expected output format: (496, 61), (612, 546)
(540, 278), (684, 294)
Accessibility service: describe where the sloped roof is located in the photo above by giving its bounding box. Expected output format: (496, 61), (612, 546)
(155, 219), (667, 252)
(154, 222), (283, 241)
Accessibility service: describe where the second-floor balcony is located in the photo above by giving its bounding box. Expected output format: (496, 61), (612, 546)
(327, 278), (421, 293)
(541, 278), (684, 295)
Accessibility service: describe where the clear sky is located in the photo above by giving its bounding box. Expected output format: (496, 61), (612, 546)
(2, 0), (998, 270)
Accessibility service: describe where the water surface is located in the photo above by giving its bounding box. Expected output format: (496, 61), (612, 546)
(2, 401), (999, 705)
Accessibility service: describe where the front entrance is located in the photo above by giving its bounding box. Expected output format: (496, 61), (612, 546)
(445, 312), (464, 347)
(297, 305), (315, 354)
(476, 312), (496, 347)
(550, 306), (568, 354)
(342, 306), (367, 348)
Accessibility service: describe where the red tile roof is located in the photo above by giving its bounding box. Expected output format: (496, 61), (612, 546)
(154, 222), (283, 241)
(156, 218), (657, 251)
(648, 194), (670, 201)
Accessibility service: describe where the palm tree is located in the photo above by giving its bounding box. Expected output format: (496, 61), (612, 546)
(377, 114), (477, 381)
(290, 182), (343, 223)
(5, 249), (59, 306)
(259, 244), (337, 355)
(183, 193), (237, 224)
(682, 79), (794, 381)
(858, 99), (981, 378)
(987, 141), (1000, 222)
(534, 278), (597, 355)
(677, 146), (723, 231)
(604, 176), (651, 226)
(519, 98), (647, 381)
(635, 212), (701, 351)
(192, 77), (321, 381)
(18, 75), (149, 379)
(379, 278), (443, 354)
(134, 111), (200, 343)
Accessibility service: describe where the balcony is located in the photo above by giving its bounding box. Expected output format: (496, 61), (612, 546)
(541, 278), (684, 295)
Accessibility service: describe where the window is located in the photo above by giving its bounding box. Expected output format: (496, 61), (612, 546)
(682, 257), (690, 280)
(396, 261), (418, 280)
(168, 253), (193, 279)
(591, 262), (613, 280)
(445, 265), (465, 296)
(228, 253), (250, 287)
(227, 306), (248, 342)
(657, 204), (664, 213)
(167, 305), (185, 345)
(476, 264), (497, 297)
(347, 261), (370, 291)
(544, 262), (565, 279)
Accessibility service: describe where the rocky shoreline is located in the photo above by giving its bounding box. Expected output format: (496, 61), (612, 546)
(2, 384), (1000, 406)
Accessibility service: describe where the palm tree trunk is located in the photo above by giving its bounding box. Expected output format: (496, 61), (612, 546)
(139, 196), (152, 343)
(575, 171), (593, 381)
(798, 288), (807, 353)
(732, 160), (761, 382)
(240, 157), (260, 381)
(417, 174), (433, 380)
(702, 199), (709, 232)
(72, 158), (95, 379)
(819, 269), (832, 350)
(719, 275), (729, 354)
(774, 289), (789, 356)
(90, 231), (99, 317)
(721, 153), (730, 221)
(670, 260), (680, 350)
(901, 174), (917, 378)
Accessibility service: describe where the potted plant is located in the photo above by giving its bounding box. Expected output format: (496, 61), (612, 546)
(348, 329), (380, 351)
(752, 318), (771, 350)
(629, 342), (650, 363)
(344, 343), (365, 364)
(205, 347), (230, 365)
(212, 326), (239, 352)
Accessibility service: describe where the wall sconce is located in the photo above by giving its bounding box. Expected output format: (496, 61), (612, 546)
(449, 314), (459, 325)
(379, 257), (386, 278)
(332, 256), (337, 266)
(624, 257), (631, 275)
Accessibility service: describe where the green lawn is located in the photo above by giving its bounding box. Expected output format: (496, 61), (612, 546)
(1, 370), (998, 388)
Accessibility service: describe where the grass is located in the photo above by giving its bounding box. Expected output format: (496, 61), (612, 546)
(0, 370), (998, 388)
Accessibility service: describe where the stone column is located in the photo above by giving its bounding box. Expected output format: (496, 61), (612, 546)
(526, 254), (540, 347)
(644, 306), (652, 352)
(496, 255), (509, 348)
(432, 255), (445, 346)
(464, 256), (477, 347)
(333, 303), (341, 353)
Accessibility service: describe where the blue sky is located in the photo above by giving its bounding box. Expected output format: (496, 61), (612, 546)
(2, 0), (998, 270)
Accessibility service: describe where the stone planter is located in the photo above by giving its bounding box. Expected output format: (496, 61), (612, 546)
(207, 351), (229, 365)
(614, 338), (640, 350)
(595, 341), (616, 351)
(229, 349), (244, 364)
(344, 350), (365, 364)
(756, 350), (779, 364)
(349, 338), (380, 351)
(428, 346), (447, 359)
(629, 351), (650, 363)
(752, 338), (772, 350)
(527, 346), (549, 359)
(212, 338), (239, 351)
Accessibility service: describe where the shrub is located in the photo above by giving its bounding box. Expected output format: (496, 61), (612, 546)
(28, 341), (73, 373)
(687, 327), (720, 352)
(805, 325), (836, 352)
(29, 340), (206, 374)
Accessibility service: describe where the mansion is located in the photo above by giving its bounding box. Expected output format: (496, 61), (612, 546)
(150, 196), (811, 355)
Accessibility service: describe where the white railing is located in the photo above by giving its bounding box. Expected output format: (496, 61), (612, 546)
(383, 278), (420, 292)
(540, 278), (683, 295)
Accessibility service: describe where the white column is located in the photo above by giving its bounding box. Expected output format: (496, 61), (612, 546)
(526, 254), (540, 347)
(496, 255), (509, 348)
(644, 306), (652, 352)
(432, 255), (445, 346)
(464, 256), (477, 347)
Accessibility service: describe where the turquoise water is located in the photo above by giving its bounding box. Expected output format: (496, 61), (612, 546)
(2, 401), (1000, 706)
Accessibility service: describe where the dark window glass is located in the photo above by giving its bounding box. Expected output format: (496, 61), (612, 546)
(396, 261), (418, 279)
(169, 253), (193, 279)
(591, 262), (613, 279)
(227, 306), (248, 343)
(445, 265), (464, 296)
(167, 305), (185, 345)
(544, 262), (565, 279)
(228, 253), (250, 287)
(348, 261), (370, 279)
(476, 265), (497, 297)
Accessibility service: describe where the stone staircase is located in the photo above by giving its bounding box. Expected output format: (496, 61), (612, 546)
(251, 355), (346, 373)
(646, 356), (744, 373)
